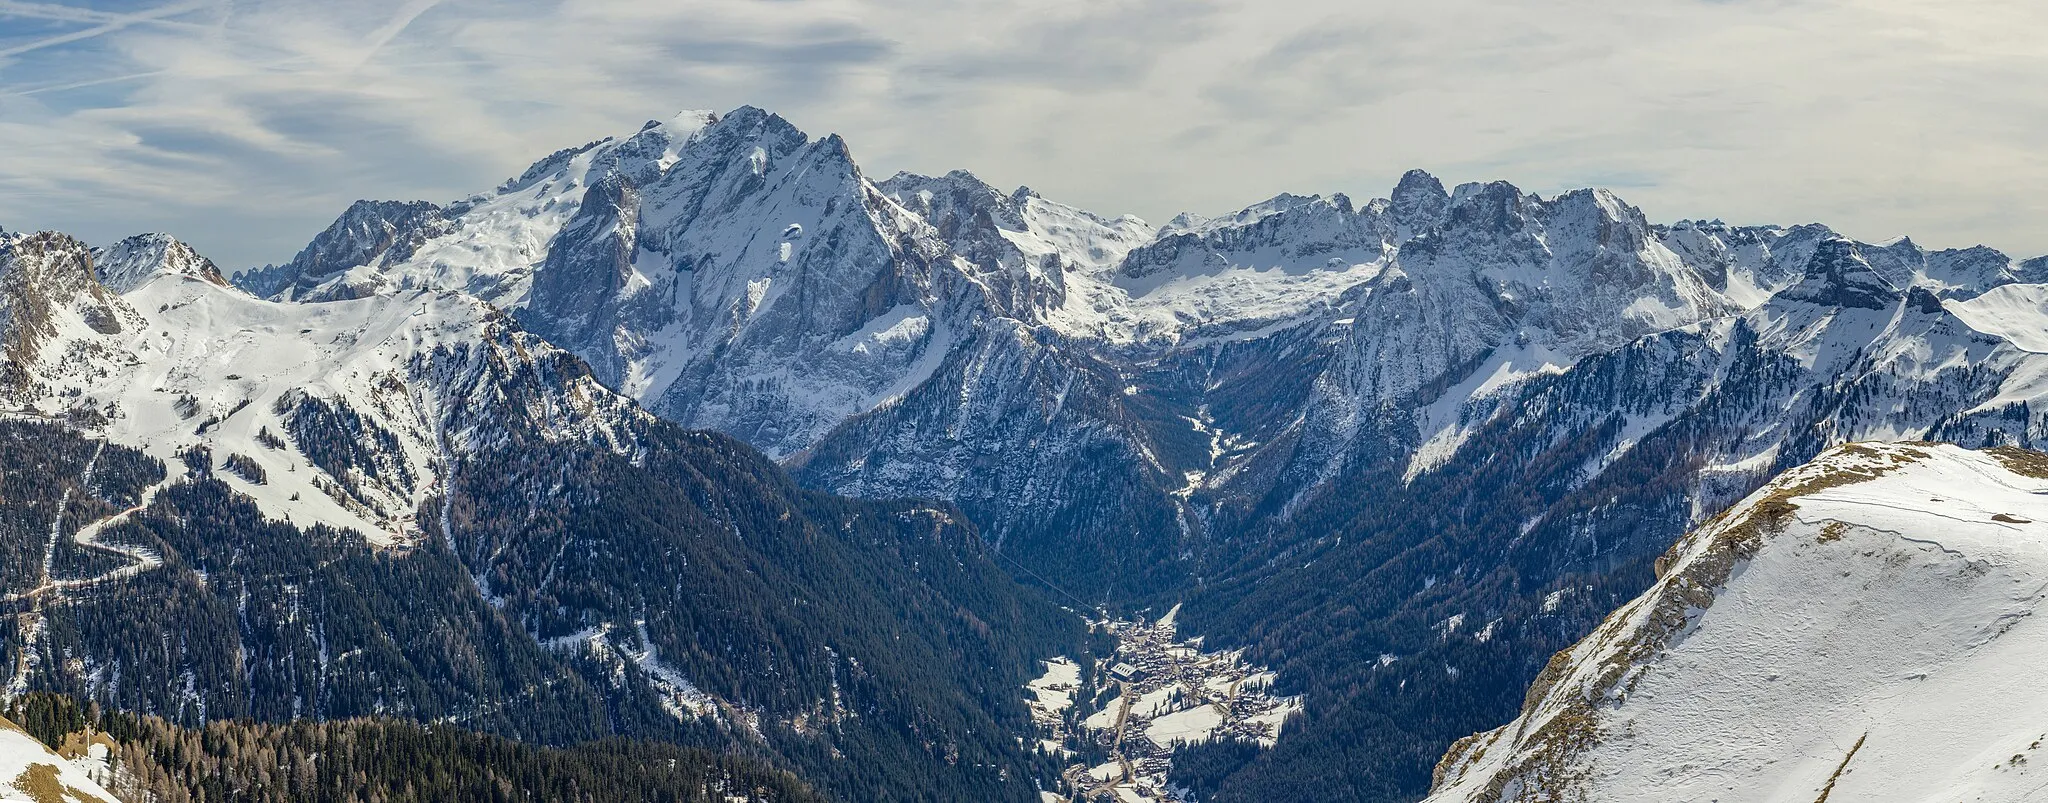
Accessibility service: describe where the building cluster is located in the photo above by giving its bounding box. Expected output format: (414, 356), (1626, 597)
(1030, 607), (1301, 802)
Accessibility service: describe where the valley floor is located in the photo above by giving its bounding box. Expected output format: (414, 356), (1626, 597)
(1030, 606), (1300, 802)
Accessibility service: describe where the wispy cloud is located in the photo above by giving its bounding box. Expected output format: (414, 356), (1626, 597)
(0, 0), (2045, 267)
(351, 0), (440, 70)
(0, 0), (209, 58)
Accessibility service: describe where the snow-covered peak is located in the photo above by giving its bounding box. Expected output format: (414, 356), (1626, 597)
(1443, 179), (1539, 226)
(1429, 442), (2048, 803)
(1860, 237), (2030, 301)
(1159, 211), (1210, 233)
(1386, 168), (1450, 237)
(880, 170), (1031, 243)
(880, 169), (1152, 274)
(1392, 178), (1733, 350)
(1771, 237), (1901, 310)
(2020, 254), (2048, 283)
(246, 106), (987, 459)
(1656, 221), (1838, 308)
(95, 232), (228, 293)
(876, 168), (1157, 342)
(260, 199), (452, 302)
(651, 109), (717, 140)
(1118, 192), (1378, 283)
(6, 228), (647, 543)
(1159, 192), (1355, 238)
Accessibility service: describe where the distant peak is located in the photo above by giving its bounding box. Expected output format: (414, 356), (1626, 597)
(877, 170), (1006, 206)
(819, 132), (854, 160)
(634, 111), (716, 141)
(1449, 180), (1526, 206)
(95, 232), (229, 293)
(723, 104), (772, 122)
(344, 198), (443, 218)
(1387, 169), (1451, 234)
(1393, 168), (1447, 200)
(1548, 186), (1648, 229)
(715, 105), (806, 139)
(1773, 238), (1900, 310)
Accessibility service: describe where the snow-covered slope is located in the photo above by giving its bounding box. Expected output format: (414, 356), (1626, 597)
(25, 101), (2048, 801)
(251, 107), (980, 459)
(94, 233), (228, 294)
(3, 230), (643, 543)
(0, 716), (120, 803)
(877, 170), (1155, 327)
(247, 109), (2048, 551)
(1428, 442), (2048, 803)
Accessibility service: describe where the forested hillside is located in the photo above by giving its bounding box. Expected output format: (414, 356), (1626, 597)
(3, 692), (823, 803)
(0, 414), (1084, 801)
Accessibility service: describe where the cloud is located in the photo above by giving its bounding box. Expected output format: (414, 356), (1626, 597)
(0, 0), (2045, 267)
(0, 0), (209, 58)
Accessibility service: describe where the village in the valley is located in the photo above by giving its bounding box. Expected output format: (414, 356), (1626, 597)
(1026, 605), (1303, 802)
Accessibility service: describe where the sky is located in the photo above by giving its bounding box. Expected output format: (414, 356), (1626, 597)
(1, 0), (2044, 268)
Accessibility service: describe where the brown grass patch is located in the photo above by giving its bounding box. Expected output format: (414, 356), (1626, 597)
(12, 764), (109, 803)
(1987, 446), (2048, 479)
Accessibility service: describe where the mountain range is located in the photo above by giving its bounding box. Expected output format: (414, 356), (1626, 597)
(5, 105), (2048, 801)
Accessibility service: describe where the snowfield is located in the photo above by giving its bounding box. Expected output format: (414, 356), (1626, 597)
(1429, 442), (2048, 803)
(2, 230), (645, 545)
(0, 715), (119, 803)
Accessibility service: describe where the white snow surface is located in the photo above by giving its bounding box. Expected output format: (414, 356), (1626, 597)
(1144, 704), (1226, 748)
(3, 234), (644, 544)
(0, 717), (119, 802)
(1949, 283), (2048, 353)
(293, 110), (717, 309)
(1027, 657), (1081, 717)
(1428, 442), (2048, 803)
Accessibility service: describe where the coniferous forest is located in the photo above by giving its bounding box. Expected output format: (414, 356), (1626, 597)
(0, 418), (1087, 802)
(5, 692), (824, 803)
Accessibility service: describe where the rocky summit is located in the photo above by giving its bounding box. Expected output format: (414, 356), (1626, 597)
(5, 104), (2048, 802)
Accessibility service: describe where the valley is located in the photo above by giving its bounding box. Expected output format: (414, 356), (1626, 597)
(3, 103), (2048, 800)
(1028, 607), (1301, 802)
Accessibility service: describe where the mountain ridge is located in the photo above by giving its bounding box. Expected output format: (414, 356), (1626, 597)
(1427, 442), (2048, 802)
(15, 103), (2048, 801)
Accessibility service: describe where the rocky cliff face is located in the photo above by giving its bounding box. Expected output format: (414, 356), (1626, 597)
(0, 226), (1081, 803)
(0, 231), (127, 406)
(239, 108), (2048, 609)
(95, 233), (228, 294)
(228, 105), (2048, 799)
